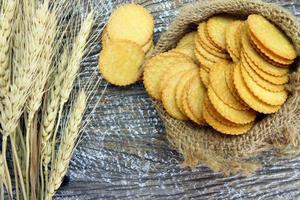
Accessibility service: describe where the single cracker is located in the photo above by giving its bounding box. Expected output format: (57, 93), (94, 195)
(226, 20), (243, 62)
(106, 4), (154, 46)
(159, 61), (198, 97)
(203, 96), (254, 135)
(249, 30), (293, 65)
(241, 52), (285, 92)
(197, 23), (230, 59)
(162, 71), (189, 120)
(182, 79), (205, 125)
(177, 31), (197, 49)
(233, 63), (281, 114)
(204, 95), (239, 127)
(195, 35), (226, 63)
(175, 69), (199, 114)
(240, 62), (288, 106)
(209, 61), (249, 111)
(225, 63), (249, 107)
(206, 15), (235, 51)
(240, 25), (289, 76)
(99, 39), (144, 86)
(187, 76), (206, 123)
(199, 67), (209, 88)
(143, 52), (193, 100)
(247, 14), (297, 61)
(207, 86), (256, 124)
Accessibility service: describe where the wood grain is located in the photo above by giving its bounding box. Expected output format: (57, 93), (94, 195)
(55, 0), (300, 199)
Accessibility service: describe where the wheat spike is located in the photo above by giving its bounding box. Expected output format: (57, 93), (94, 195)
(0, 0), (15, 96)
(60, 11), (94, 105)
(46, 90), (86, 200)
(41, 48), (68, 168)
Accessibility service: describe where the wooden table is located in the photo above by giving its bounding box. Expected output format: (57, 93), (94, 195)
(55, 0), (300, 199)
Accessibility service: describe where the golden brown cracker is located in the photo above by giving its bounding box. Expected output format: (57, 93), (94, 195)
(177, 31), (197, 49)
(187, 76), (206, 123)
(209, 61), (249, 111)
(226, 20), (243, 62)
(249, 31), (293, 65)
(175, 69), (199, 114)
(240, 62), (288, 106)
(159, 61), (198, 97)
(197, 23), (230, 59)
(207, 86), (256, 124)
(203, 96), (254, 135)
(143, 52), (194, 100)
(206, 16), (235, 51)
(199, 67), (209, 88)
(233, 63), (281, 113)
(106, 4), (154, 46)
(241, 53), (285, 92)
(173, 47), (198, 63)
(99, 40), (144, 86)
(162, 71), (188, 120)
(247, 14), (297, 61)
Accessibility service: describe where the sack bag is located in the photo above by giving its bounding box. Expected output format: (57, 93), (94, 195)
(152, 0), (300, 175)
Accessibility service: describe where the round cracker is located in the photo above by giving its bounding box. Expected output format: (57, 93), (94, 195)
(106, 4), (154, 46)
(197, 23), (230, 59)
(162, 71), (188, 120)
(159, 61), (198, 97)
(240, 62), (288, 106)
(247, 14), (297, 61)
(225, 63), (249, 107)
(233, 63), (281, 114)
(207, 86), (256, 124)
(226, 21), (243, 62)
(187, 76), (206, 122)
(143, 52), (193, 100)
(241, 53), (285, 92)
(209, 61), (249, 111)
(174, 47), (197, 63)
(182, 79), (205, 125)
(175, 69), (199, 114)
(206, 16), (235, 51)
(99, 40), (144, 86)
(177, 32), (197, 49)
(204, 95), (239, 127)
(249, 31), (293, 65)
(195, 35), (226, 63)
(241, 25), (289, 76)
(199, 67), (209, 88)
(203, 96), (254, 135)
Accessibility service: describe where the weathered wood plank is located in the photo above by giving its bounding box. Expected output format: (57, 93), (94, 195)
(55, 0), (300, 199)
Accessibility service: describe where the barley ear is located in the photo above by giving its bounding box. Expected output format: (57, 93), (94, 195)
(46, 91), (86, 200)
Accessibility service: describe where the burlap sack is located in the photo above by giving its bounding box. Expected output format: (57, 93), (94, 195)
(152, 0), (300, 175)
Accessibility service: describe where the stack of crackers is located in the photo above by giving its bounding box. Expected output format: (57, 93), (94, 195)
(143, 14), (297, 135)
(99, 4), (154, 86)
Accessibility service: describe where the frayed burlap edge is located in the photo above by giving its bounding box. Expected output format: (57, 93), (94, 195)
(151, 0), (300, 175)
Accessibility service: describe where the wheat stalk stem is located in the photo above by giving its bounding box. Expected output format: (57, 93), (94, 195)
(46, 91), (86, 200)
